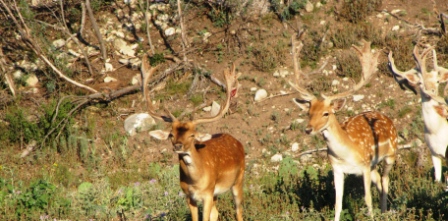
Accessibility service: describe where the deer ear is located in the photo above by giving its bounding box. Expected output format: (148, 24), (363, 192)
(433, 105), (448, 119)
(149, 130), (170, 140)
(332, 98), (347, 112)
(195, 133), (212, 142)
(292, 98), (310, 111)
(400, 72), (421, 86)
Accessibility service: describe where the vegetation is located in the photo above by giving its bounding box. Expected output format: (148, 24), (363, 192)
(0, 0), (447, 220)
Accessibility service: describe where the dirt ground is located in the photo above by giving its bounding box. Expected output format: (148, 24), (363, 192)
(3, 0), (448, 181)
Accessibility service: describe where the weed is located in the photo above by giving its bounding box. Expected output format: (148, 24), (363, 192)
(189, 94), (203, 106)
(338, 0), (382, 24)
(270, 0), (307, 21)
(398, 106), (413, 118)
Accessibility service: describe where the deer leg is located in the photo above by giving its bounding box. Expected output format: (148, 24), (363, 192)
(187, 197), (199, 221)
(333, 170), (344, 221)
(370, 168), (382, 193)
(431, 155), (443, 182)
(232, 179), (244, 221)
(202, 194), (214, 221)
(363, 169), (373, 218)
(380, 157), (395, 213)
(210, 196), (219, 221)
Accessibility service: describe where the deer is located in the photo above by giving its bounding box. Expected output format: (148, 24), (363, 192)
(289, 34), (398, 221)
(141, 57), (245, 221)
(388, 45), (448, 182)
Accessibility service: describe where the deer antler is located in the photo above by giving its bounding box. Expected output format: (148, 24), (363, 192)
(288, 31), (316, 101)
(432, 49), (448, 83)
(192, 64), (235, 125)
(141, 55), (174, 122)
(412, 45), (433, 78)
(322, 40), (380, 101)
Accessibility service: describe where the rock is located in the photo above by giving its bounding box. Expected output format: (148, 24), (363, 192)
(250, 87), (257, 92)
(210, 101), (221, 117)
(353, 94), (365, 102)
(271, 153), (283, 162)
(13, 70), (23, 79)
(165, 27), (176, 36)
(392, 25), (400, 31)
(26, 74), (39, 87)
(202, 106), (212, 112)
(202, 31), (212, 43)
(105, 63), (114, 72)
(124, 113), (156, 136)
(331, 79), (340, 86)
(294, 118), (305, 124)
(254, 89), (268, 101)
(131, 74), (141, 85)
(104, 76), (117, 83)
(52, 39), (66, 49)
(291, 142), (299, 152)
(305, 1), (314, 12)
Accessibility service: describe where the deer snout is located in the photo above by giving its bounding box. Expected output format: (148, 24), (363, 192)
(173, 143), (183, 151)
(305, 126), (313, 134)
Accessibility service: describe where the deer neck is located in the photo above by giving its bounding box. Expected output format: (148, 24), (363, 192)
(178, 144), (205, 180)
(421, 99), (448, 134)
(321, 116), (356, 159)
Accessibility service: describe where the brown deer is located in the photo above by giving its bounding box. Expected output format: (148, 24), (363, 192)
(388, 45), (448, 182)
(289, 35), (398, 221)
(142, 58), (245, 221)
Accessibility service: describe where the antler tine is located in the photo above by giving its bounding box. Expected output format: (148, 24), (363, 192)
(432, 49), (448, 78)
(322, 40), (379, 101)
(192, 65), (234, 125)
(288, 31), (316, 101)
(412, 45), (433, 77)
(141, 55), (174, 122)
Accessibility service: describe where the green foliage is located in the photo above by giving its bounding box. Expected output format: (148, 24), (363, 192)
(149, 53), (166, 66)
(189, 94), (203, 106)
(270, 0), (307, 21)
(4, 107), (41, 144)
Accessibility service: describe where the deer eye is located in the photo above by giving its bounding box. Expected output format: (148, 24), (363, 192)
(168, 133), (174, 138)
(323, 112), (329, 117)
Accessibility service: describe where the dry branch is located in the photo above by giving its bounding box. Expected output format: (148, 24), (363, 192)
(85, 0), (107, 61)
(0, 0), (98, 93)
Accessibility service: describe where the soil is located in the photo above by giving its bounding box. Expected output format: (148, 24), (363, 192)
(3, 0), (448, 183)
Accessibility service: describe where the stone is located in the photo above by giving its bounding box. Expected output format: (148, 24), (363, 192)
(52, 39), (66, 48)
(210, 101), (221, 117)
(254, 89), (268, 101)
(353, 94), (365, 102)
(271, 153), (283, 162)
(124, 113), (156, 136)
(26, 74), (39, 87)
(291, 142), (299, 152)
(104, 76), (117, 83)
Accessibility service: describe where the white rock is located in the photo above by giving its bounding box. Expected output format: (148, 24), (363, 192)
(13, 70), (23, 79)
(124, 113), (156, 136)
(279, 69), (290, 77)
(254, 89), (268, 101)
(320, 20), (326, 25)
(104, 76), (117, 83)
(316, 2), (322, 8)
(119, 58), (130, 65)
(305, 1), (314, 12)
(353, 94), (365, 102)
(202, 106), (212, 112)
(120, 45), (136, 56)
(52, 39), (66, 48)
(392, 25), (400, 31)
(376, 13), (383, 18)
(250, 87), (258, 92)
(202, 32), (212, 42)
(131, 74), (141, 85)
(391, 9), (401, 15)
(331, 79), (340, 86)
(291, 142), (299, 152)
(294, 118), (305, 124)
(165, 27), (176, 36)
(271, 153), (283, 162)
(210, 101), (221, 117)
(26, 74), (39, 87)
(105, 63), (114, 72)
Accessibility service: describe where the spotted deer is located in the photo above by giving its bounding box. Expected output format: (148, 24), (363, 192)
(289, 35), (398, 221)
(388, 45), (448, 182)
(142, 58), (245, 221)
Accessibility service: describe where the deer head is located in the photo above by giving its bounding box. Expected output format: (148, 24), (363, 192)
(290, 36), (380, 135)
(388, 45), (448, 106)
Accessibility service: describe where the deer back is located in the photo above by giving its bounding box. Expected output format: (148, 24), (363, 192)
(340, 111), (398, 165)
